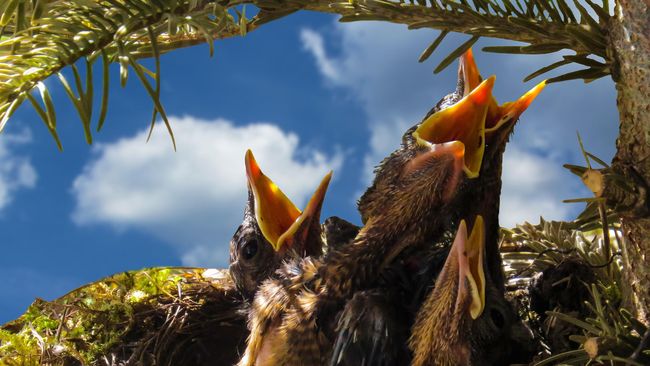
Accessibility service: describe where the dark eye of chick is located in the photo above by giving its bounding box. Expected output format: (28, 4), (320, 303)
(241, 239), (258, 261)
(489, 308), (505, 330)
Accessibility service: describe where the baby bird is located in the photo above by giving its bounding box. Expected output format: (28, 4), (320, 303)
(324, 76), (497, 302)
(409, 216), (519, 366)
(239, 50), (545, 366)
(328, 52), (494, 366)
(456, 49), (546, 290)
(330, 49), (545, 366)
(229, 150), (332, 299)
(238, 77), (497, 366)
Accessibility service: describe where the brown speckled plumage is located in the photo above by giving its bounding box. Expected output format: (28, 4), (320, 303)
(238, 76), (487, 366)
(238, 50), (544, 366)
(409, 219), (522, 366)
(229, 151), (331, 300)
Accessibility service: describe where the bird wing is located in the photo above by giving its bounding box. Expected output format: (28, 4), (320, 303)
(329, 290), (410, 366)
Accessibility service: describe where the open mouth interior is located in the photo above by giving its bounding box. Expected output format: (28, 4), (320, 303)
(449, 216), (486, 321)
(245, 150), (331, 252)
(485, 80), (546, 135)
(246, 150), (301, 251)
(458, 48), (546, 139)
(412, 76), (494, 178)
(463, 215), (486, 320)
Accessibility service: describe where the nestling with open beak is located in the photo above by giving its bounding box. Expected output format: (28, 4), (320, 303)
(238, 50), (545, 366)
(330, 50), (544, 366)
(452, 48), (546, 290)
(229, 150), (332, 299)
(409, 216), (522, 366)
(239, 75), (499, 366)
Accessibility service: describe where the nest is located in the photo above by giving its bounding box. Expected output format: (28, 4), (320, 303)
(1, 268), (247, 366)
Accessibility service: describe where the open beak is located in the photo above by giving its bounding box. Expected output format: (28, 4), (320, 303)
(484, 81), (546, 136)
(245, 149), (331, 253)
(413, 76), (494, 179)
(276, 171), (332, 253)
(460, 48), (482, 97)
(445, 215), (486, 320)
(458, 48), (546, 138)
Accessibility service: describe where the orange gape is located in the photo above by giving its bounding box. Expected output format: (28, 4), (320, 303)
(244, 149), (331, 253)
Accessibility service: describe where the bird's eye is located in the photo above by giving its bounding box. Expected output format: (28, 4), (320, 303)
(241, 239), (258, 261)
(490, 308), (505, 329)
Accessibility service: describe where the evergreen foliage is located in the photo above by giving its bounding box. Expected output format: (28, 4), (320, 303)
(1, 0), (611, 147)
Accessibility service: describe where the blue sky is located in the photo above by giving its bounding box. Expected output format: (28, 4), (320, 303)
(0, 12), (618, 323)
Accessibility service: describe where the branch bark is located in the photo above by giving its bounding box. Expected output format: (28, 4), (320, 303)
(608, 0), (650, 322)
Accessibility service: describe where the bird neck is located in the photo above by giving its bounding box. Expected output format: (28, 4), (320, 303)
(410, 259), (473, 366)
(320, 217), (402, 300)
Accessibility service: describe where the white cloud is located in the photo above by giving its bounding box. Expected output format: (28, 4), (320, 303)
(499, 145), (578, 227)
(301, 22), (617, 225)
(72, 116), (343, 267)
(0, 129), (37, 212)
(300, 29), (342, 83)
(300, 24), (448, 181)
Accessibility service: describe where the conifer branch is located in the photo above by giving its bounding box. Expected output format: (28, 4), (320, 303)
(0, 0), (288, 147)
(296, 0), (611, 81)
(0, 0), (611, 147)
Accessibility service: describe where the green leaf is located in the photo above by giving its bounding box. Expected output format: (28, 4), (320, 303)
(483, 42), (567, 55)
(0, 0), (19, 27)
(547, 67), (609, 83)
(57, 71), (89, 139)
(146, 26), (161, 143)
(508, 16), (551, 36)
(408, 20), (459, 29)
(37, 82), (57, 130)
(563, 163), (588, 176)
(418, 30), (448, 63)
(501, 0), (523, 16)
(547, 311), (602, 334)
(584, 0), (611, 22)
(534, 0), (562, 23)
(126, 54), (176, 150)
(96, 51), (110, 132)
(586, 152), (609, 168)
(117, 41), (130, 87)
(573, 0), (600, 30)
(563, 197), (603, 203)
(239, 5), (247, 36)
(523, 59), (571, 82)
(339, 14), (390, 22)
(71, 64), (93, 135)
(187, 19), (215, 57)
(556, 0), (577, 22)
(31, 0), (46, 25)
(0, 93), (25, 133)
(576, 131), (591, 168)
(27, 91), (63, 151)
(567, 26), (606, 55)
(563, 54), (607, 68)
(434, 35), (479, 74)
(84, 58), (94, 123)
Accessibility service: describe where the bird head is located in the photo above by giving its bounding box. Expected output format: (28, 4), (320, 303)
(455, 49), (546, 289)
(357, 73), (495, 228)
(229, 150), (332, 298)
(410, 216), (521, 365)
(457, 48), (546, 171)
